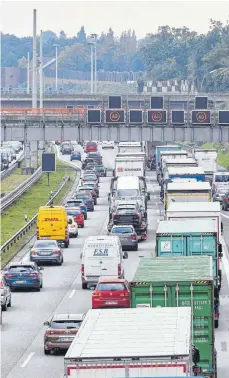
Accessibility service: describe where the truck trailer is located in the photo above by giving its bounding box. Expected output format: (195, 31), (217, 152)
(115, 156), (145, 177)
(130, 256), (216, 378)
(64, 307), (194, 377)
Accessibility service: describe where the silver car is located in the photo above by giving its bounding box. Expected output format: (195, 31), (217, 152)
(109, 225), (138, 251)
(30, 240), (64, 265)
(1, 275), (11, 311)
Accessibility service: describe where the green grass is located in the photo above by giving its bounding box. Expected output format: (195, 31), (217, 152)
(1, 159), (76, 247)
(1, 168), (32, 194)
(201, 143), (229, 169)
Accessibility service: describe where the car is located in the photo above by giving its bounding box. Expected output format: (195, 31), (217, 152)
(82, 158), (96, 170)
(102, 141), (114, 149)
(81, 173), (98, 184)
(68, 216), (79, 237)
(75, 193), (94, 212)
(65, 199), (88, 220)
(70, 151), (81, 161)
(77, 186), (97, 205)
(84, 141), (98, 153)
(4, 262), (43, 291)
(87, 152), (102, 165)
(0, 275), (11, 311)
(92, 279), (130, 309)
(30, 240), (64, 265)
(61, 144), (73, 155)
(7, 146), (17, 160)
(213, 189), (228, 204)
(222, 191), (229, 210)
(82, 181), (99, 197)
(93, 164), (107, 177)
(65, 207), (85, 228)
(44, 313), (85, 354)
(109, 225), (138, 251)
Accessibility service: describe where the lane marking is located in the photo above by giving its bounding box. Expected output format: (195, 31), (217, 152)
(221, 236), (229, 286)
(221, 213), (229, 220)
(68, 289), (76, 299)
(21, 352), (34, 368)
(156, 210), (159, 214)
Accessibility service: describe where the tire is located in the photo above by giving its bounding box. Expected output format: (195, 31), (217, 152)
(134, 245), (138, 251)
(40, 281), (43, 289)
(64, 241), (69, 248)
(84, 214), (87, 220)
(57, 258), (63, 266)
(214, 319), (219, 328)
(44, 348), (51, 355)
(2, 303), (7, 311)
(94, 199), (97, 205)
(36, 286), (40, 292)
(81, 224), (85, 228)
(75, 232), (78, 238)
(8, 298), (11, 307)
(82, 282), (87, 290)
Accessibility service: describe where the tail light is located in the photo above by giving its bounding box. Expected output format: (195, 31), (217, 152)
(4, 273), (13, 278)
(120, 291), (129, 297)
(226, 197), (229, 202)
(130, 234), (137, 240)
(81, 264), (84, 275)
(114, 212), (119, 218)
(45, 329), (63, 335)
(92, 291), (101, 297)
(31, 249), (36, 255)
(134, 212), (140, 218)
(118, 264), (121, 276)
(29, 273), (39, 277)
(55, 249), (61, 255)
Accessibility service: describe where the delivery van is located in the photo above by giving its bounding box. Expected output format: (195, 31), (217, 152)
(37, 205), (69, 248)
(81, 236), (128, 289)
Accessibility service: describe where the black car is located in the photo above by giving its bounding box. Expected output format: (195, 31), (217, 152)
(222, 191), (229, 210)
(82, 158), (96, 170)
(75, 193), (94, 211)
(62, 145), (73, 155)
(86, 152), (103, 165)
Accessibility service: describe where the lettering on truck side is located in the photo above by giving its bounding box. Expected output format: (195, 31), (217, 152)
(44, 218), (60, 221)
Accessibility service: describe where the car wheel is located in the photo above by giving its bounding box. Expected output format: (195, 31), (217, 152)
(40, 281), (43, 289)
(36, 286), (40, 292)
(134, 245), (138, 251)
(81, 224), (84, 228)
(82, 282), (87, 290)
(84, 214), (87, 220)
(214, 319), (219, 328)
(94, 199), (97, 205)
(75, 232), (78, 238)
(8, 298), (12, 307)
(44, 348), (51, 355)
(2, 303), (7, 311)
(64, 241), (69, 248)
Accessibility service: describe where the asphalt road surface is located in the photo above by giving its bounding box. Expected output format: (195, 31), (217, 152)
(1, 146), (229, 378)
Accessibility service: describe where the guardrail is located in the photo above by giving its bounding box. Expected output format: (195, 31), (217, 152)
(0, 166), (43, 211)
(1, 176), (70, 257)
(0, 153), (24, 181)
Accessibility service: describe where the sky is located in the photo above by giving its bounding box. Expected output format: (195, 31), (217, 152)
(1, 0), (229, 39)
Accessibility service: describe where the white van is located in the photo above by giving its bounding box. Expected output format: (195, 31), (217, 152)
(81, 236), (127, 289)
(116, 176), (141, 197)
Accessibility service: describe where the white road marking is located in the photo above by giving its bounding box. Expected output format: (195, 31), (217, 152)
(156, 210), (159, 214)
(221, 213), (229, 220)
(68, 289), (76, 299)
(221, 236), (229, 286)
(21, 352), (34, 368)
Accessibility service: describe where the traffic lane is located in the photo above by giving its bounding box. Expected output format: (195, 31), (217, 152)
(5, 179), (160, 378)
(2, 176), (112, 378)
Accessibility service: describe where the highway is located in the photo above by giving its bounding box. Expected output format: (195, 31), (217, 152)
(1, 146), (229, 378)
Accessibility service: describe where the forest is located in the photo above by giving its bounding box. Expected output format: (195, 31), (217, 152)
(1, 19), (229, 92)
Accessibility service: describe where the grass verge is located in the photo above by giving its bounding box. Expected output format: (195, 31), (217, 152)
(1, 159), (77, 266)
(1, 168), (32, 194)
(201, 143), (229, 169)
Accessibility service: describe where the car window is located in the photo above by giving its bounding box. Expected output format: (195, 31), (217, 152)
(66, 210), (81, 215)
(8, 265), (35, 272)
(112, 227), (133, 234)
(97, 283), (126, 291)
(50, 320), (82, 329)
(215, 175), (229, 182)
(117, 209), (136, 215)
(117, 189), (139, 197)
(34, 241), (57, 248)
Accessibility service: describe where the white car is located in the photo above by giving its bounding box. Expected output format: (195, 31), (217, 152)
(67, 216), (79, 238)
(102, 141), (114, 149)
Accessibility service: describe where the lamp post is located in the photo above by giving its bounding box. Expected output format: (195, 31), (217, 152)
(53, 44), (58, 91)
(39, 30), (43, 108)
(89, 42), (94, 93)
(27, 52), (30, 95)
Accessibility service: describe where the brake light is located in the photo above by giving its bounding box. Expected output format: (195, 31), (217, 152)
(92, 291), (101, 297)
(120, 291), (129, 297)
(134, 212), (140, 218)
(31, 249), (36, 255)
(4, 273), (13, 278)
(118, 264), (121, 276)
(45, 329), (63, 335)
(29, 273), (39, 277)
(55, 249), (61, 255)
(81, 264), (84, 275)
(130, 234), (137, 240)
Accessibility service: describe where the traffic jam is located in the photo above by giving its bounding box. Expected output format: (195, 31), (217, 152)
(1, 140), (229, 378)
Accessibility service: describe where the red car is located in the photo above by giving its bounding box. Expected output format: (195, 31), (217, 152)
(84, 142), (98, 153)
(65, 207), (85, 228)
(92, 279), (130, 309)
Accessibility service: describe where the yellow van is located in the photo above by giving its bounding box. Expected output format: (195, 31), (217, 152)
(37, 205), (69, 248)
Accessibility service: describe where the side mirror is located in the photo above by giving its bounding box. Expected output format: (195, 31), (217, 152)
(44, 321), (50, 326)
(123, 251), (128, 259)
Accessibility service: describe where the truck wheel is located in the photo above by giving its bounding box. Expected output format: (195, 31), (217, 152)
(44, 348), (51, 355)
(214, 319), (219, 328)
(82, 283), (87, 290)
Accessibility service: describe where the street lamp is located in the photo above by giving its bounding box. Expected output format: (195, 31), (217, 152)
(53, 44), (59, 91)
(200, 69), (217, 92)
(88, 34), (98, 94)
(88, 41), (94, 93)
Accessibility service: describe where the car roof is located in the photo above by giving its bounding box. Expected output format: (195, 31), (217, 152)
(52, 313), (85, 321)
(66, 207), (81, 210)
(112, 225), (134, 228)
(97, 278), (126, 284)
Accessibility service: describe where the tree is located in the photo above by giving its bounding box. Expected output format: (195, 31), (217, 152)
(77, 26), (86, 43)
(42, 30), (57, 43)
(59, 30), (66, 39)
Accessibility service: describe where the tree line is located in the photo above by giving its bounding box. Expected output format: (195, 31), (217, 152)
(1, 20), (229, 92)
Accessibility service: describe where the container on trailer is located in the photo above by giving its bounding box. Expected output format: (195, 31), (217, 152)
(115, 156), (145, 177)
(194, 149), (217, 174)
(64, 307), (194, 378)
(162, 158), (198, 178)
(130, 256), (216, 378)
(165, 182), (212, 210)
(156, 219), (220, 290)
(160, 150), (189, 172)
(164, 167), (205, 185)
(156, 145), (181, 172)
(118, 142), (143, 153)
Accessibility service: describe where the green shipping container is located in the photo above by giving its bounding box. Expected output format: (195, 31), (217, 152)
(130, 256), (216, 378)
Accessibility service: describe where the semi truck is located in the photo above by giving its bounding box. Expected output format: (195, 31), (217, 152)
(160, 150), (188, 173)
(163, 167), (206, 187)
(194, 149), (217, 175)
(64, 307), (195, 377)
(118, 142), (144, 153)
(130, 256), (216, 378)
(114, 156), (145, 177)
(155, 145), (181, 174)
(162, 158), (198, 179)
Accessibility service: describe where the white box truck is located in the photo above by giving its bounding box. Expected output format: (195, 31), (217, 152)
(194, 149), (218, 174)
(118, 142), (143, 153)
(64, 307), (193, 378)
(115, 156), (145, 177)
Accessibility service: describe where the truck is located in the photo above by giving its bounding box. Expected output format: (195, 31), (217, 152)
(163, 167), (206, 187)
(164, 182), (212, 210)
(155, 145), (181, 174)
(130, 256), (216, 378)
(118, 142), (144, 153)
(156, 219), (221, 296)
(162, 158), (198, 179)
(64, 307), (195, 377)
(194, 149), (217, 176)
(115, 156), (145, 177)
(160, 150), (188, 171)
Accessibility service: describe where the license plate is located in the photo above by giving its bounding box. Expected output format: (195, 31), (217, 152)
(41, 237), (50, 240)
(39, 251), (51, 255)
(59, 337), (73, 342)
(15, 280), (26, 284)
(88, 277), (99, 281)
(105, 301), (117, 305)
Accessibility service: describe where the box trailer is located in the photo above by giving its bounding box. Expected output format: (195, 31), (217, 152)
(194, 149), (217, 174)
(160, 151), (189, 172)
(130, 256), (216, 378)
(118, 142), (143, 153)
(64, 307), (193, 377)
(156, 145), (181, 172)
(115, 156), (145, 177)
(162, 158), (198, 178)
(164, 167), (205, 186)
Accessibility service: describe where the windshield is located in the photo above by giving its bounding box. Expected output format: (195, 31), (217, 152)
(34, 241), (57, 248)
(50, 320), (82, 329)
(215, 175), (229, 182)
(117, 189), (139, 197)
(97, 283), (126, 291)
(112, 227), (133, 234)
